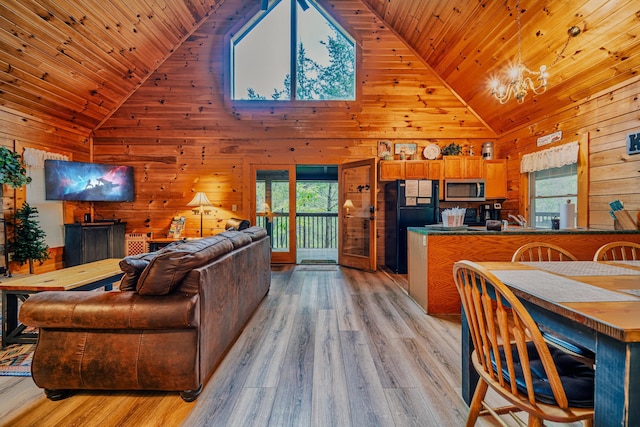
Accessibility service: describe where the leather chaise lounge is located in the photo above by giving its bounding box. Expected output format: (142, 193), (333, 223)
(19, 226), (271, 402)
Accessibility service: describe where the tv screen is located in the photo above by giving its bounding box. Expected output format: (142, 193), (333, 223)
(44, 160), (135, 202)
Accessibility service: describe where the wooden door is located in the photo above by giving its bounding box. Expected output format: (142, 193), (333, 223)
(251, 165), (296, 263)
(339, 158), (377, 271)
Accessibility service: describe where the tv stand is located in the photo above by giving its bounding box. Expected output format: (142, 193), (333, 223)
(64, 222), (126, 267)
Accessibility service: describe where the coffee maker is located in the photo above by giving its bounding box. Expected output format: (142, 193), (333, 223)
(480, 202), (502, 222)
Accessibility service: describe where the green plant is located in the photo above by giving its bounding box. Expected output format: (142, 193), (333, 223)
(11, 202), (49, 273)
(441, 143), (462, 156)
(0, 147), (31, 188)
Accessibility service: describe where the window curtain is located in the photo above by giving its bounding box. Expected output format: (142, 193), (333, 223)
(23, 148), (68, 168)
(23, 148), (69, 248)
(520, 141), (579, 173)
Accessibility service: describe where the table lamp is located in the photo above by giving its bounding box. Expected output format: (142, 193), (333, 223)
(187, 192), (213, 236)
(343, 199), (354, 216)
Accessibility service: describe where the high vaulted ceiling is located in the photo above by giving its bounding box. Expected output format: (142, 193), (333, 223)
(1, 0), (638, 136)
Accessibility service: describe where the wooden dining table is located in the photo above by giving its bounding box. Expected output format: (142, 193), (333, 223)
(460, 260), (640, 427)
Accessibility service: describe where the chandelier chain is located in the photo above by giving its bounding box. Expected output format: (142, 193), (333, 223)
(516, 0), (523, 66)
(490, 0), (579, 104)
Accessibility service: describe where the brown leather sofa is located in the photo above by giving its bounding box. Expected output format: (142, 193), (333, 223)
(19, 227), (270, 402)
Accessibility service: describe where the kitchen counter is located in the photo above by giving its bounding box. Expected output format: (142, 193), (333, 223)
(407, 226), (640, 314)
(410, 226), (640, 235)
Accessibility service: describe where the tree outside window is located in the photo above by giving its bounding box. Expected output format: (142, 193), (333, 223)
(231, 0), (355, 101)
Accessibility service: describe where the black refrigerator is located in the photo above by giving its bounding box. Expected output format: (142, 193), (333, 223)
(385, 179), (439, 274)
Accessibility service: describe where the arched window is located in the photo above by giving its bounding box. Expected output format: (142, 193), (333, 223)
(230, 0), (356, 101)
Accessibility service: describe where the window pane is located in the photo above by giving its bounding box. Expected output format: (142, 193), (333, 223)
(296, 1), (355, 100)
(232, 2), (291, 100)
(530, 164), (577, 228)
(231, 0), (355, 101)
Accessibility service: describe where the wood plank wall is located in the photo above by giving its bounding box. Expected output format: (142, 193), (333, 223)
(0, 0), (637, 271)
(498, 77), (640, 230)
(91, 0), (495, 265)
(0, 109), (91, 272)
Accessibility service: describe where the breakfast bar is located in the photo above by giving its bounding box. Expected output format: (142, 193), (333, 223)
(407, 227), (640, 314)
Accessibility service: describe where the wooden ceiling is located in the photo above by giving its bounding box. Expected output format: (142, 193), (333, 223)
(1, 0), (638, 136)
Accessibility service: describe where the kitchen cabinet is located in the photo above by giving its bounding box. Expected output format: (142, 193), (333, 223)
(379, 160), (405, 181)
(484, 159), (507, 199)
(404, 160), (427, 179)
(64, 222), (126, 267)
(380, 160), (443, 181)
(443, 156), (483, 178)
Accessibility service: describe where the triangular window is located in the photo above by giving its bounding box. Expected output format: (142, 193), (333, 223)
(230, 0), (356, 101)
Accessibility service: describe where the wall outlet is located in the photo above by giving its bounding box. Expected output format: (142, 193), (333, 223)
(232, 204), (237, 211)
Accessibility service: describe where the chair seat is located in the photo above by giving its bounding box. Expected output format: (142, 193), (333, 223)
(492, 341), (594, 408)
(540, 327), (595, 361)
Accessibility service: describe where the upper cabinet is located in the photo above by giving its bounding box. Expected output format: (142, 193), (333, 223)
(484, 159), (508, 199)
(443, 156), (483, 178)
(379, 158), (508, 200)
(379, 160), (405, 181)
(380, 160), (443, 181)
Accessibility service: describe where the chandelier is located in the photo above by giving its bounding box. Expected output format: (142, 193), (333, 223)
(490, 1), (581, 104)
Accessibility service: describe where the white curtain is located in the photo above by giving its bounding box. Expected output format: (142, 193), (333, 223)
(23, 148), (69, 248)
(520, 141), (579, 173)
(23, 147), (68, 168)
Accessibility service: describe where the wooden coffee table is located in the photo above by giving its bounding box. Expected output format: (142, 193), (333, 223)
(1, 258), (123, 348)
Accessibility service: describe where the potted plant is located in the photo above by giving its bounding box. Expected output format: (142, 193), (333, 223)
(11, 202), (49, 274)
(441, 142), (463, 156)
(0, 147), (31, 188)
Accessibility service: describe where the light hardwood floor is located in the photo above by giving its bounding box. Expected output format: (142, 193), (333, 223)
(0, 266), (572, 426)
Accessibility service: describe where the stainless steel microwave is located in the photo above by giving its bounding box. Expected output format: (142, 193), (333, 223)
(444, 179), (486, 201)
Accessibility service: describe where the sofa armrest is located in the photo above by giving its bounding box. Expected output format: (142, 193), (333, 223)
(19, 291), (199, 330)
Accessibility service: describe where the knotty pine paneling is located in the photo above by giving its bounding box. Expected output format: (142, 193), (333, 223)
(0, 109), (89, 273)
(93, 0), (495, 265)
(499, 77), (640, 230)
(360, 0), (640, 134)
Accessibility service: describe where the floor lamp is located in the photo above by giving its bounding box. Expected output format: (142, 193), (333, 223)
(187, 192), (213, 237)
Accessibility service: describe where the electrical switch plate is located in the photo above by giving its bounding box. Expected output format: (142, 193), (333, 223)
(232, 204), (237, 211)
(423, 235), (426, 246)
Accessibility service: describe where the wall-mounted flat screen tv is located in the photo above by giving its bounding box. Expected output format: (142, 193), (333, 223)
(44, 160), (134, 202)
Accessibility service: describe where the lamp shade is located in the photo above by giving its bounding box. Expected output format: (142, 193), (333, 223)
(343, 199), (355, 209)
(187, 192), (212, 207)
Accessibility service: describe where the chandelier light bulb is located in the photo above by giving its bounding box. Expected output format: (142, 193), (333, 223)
(488, 1), (581, 104)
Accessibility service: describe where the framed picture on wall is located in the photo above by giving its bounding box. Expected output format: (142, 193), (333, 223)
(378, 140), (392, 157)
(394, 143), (417, 155)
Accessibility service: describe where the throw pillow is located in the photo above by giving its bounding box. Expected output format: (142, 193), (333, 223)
(219, 230), (252, 249)
(242, 226), (267, 241)
(118, 252), (157, 291)
(136, 236), (234, 295)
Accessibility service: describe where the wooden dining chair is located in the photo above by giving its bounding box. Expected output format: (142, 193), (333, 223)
(593, 241), (640, 261)
(453, 260), (594, 426)
(511, 242), (578, 262)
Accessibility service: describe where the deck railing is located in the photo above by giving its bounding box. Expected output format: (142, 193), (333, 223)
(256, 212), (338, 250)
(534, 211), (560, 228)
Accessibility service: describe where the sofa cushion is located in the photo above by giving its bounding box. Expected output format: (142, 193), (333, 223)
(137, 236), (234, 296)
(219, 230), (252, 249)
(242, 226), (267, 241)
(119, 252), (158, 291)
